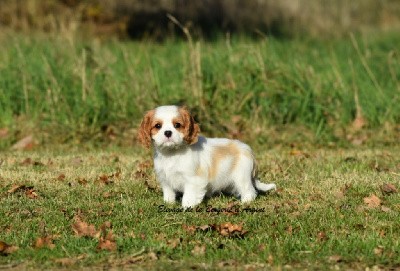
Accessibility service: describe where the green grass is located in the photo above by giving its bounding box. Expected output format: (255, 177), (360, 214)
(0, 146), (399, 269)
(0, 32), (400, 149)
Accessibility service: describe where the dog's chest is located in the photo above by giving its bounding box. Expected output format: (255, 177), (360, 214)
(154, 152), (192, 189)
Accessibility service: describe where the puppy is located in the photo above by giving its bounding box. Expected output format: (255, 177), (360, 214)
(138, 105), (276, 208)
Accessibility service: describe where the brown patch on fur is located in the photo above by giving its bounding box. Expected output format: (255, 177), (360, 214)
(195, 166), (205, 178)
(178, 106), (200, 145)
(137, 110), (156, 148)
(209, 142), (240, 180)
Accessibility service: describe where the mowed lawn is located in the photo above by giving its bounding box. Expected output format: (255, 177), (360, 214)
(0, 146), (399, 270)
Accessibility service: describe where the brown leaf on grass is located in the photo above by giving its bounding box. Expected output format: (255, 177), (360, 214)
(7, 184), (27, 194)
(191, 245), (206, 256)
(289, 149), (310, 158)
(97, 231), (117, 251)
(33, 235), (56, 249)
(328, 255), (342, 263)
(222, 202), (240, 215)
(317, 231), (328, 241)
(352, 115), (367, 131)
(213, 222), (248, 238)
(25, 188), (39, 199)
(20, 158), (44, 166)
(97, 170), (121, 185)
(102, 192), (112, 198)
(197, 225), (211, 232)
(98, 174), (113, 185)
(11, 135), (35, 150)
(97, 221), (117, 251)
(0, 241), (18, 255)
(77, 178), (88, 185)
(182, 224), (197, 234)
(0, 128), (8, 138)
(57, 174), (66, 181)
(134, 160), (152, 179)
(166, 238), (181, 249)
(381, 183), (398, 195)
(363, 194), (381, 209)
(184, 223), (248, 238)
(72, 217), (100, 238)
(7, 184), (38, 199)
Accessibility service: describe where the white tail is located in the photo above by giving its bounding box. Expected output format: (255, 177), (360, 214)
(254, 180), (276, 192)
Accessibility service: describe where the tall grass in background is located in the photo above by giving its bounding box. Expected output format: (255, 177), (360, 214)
(0, 31), (399, 148)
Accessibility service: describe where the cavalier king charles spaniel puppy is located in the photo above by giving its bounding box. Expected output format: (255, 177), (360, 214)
(138, 105), (276, 208)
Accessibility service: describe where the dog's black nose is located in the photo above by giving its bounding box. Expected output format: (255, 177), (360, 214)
(164, 130), (172, 138)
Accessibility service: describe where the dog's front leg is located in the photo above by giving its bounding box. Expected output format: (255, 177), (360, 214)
(181, 178), (208, 208)
(161, 183), (176, 203)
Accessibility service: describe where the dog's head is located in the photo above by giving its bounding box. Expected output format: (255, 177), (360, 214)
(137, 105), (200, 150)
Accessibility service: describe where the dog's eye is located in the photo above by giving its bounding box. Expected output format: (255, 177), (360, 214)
(155, 123), (162, 129)
(174, 123), (181, 128)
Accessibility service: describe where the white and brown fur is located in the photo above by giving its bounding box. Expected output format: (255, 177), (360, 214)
(138, 105), (276, 208)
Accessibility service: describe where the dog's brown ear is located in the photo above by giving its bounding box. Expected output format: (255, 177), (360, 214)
(179, 106), (200, 145)
(137, 110), (155, 148)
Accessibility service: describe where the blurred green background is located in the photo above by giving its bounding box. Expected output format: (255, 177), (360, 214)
(0, 0), (399, 149)
(1, 0), (400, 38)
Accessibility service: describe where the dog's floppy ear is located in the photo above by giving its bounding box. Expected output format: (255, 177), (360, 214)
(137, 109), (155, 149)
(179, 106), (200, 145)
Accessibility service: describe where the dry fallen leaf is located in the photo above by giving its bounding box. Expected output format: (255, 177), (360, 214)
(7, 184), (38, 199)
(134, 160), (152, 179)
(25, 188), (39, 199)
(97, 231), (117, 251)
(20, 158), (44, 166)
(72, 217), (100, 238)
(289, 149), (310, 158)
(97, 221), (117, 251)
(182, 224), (197, 234)
(0, 241), (18, 255)
(98, 174), (112, 185)
(381, 183), (398, 195)
(11, 135), (35, 150)
(213, 222), (248, 238)
(57, 174), (66, 181)
(317, 231), (328, 241)
(7, 184), (26, 194)
(352, 115), (367, 131)
(363, 194), (382, 209)
(166, 238), (181, 249)
(328, 255), (342, 263)
(34, 235), (56, 249)
(191, 245), (206, 256)
(0, 128), (8, 138)
(77, 178), (88, 185)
